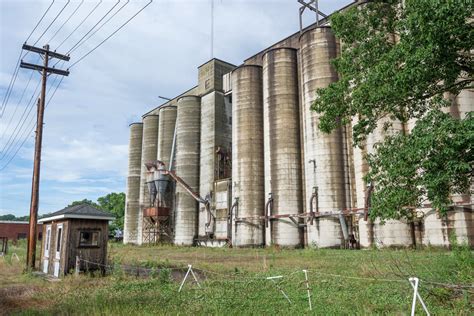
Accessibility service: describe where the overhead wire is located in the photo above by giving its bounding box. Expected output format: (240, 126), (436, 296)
(0, 74), (65, 171)
(70, 0), (153, 69)
(68, 0), (130, 54)
(0, 79), (42, 161)
(0, 53), (21, 119)
(66, 0), (121, 55)
(0, 0), (55, 118)
(55, 0), (103, 51)
(29, 0), (71, 50)
(47, 0), (85, 45)
(25, 0), (56, 43)
(0, 56), (39, 141)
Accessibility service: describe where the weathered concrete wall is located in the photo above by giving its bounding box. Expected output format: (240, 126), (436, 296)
(263, 47), (302, 247)
(300, 27), (346, 248)
(199, 91), (232, 236)
(124, 123), (143, 244)
(137, 115), (159, 245)
(231, 65), (265, 247)
(157, 105), (177, 168)
(174, 96), (201, 245)
(198, 59), (236, 95)
(214, 179), (232, 240)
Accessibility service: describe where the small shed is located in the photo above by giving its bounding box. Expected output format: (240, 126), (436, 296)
(38, 204), (114, 278)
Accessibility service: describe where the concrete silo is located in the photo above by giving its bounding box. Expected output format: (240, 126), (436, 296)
(299, 27), (346, 248)
(262, 47), (303, 247)
(124, 123), (143, 244)
(137, 114), (159, 244)
(174, 96), (201, 245)
(231, 65), (265, 247)
(157, 105), (177, 168)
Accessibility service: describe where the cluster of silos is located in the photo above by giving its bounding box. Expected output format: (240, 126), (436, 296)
(123, 6), (473, 248)
(230, 27), (350, 248)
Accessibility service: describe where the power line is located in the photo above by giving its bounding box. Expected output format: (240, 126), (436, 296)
(69, 0), (130, 54)
(25, 0), (56, 43)
(0, 79), (42, 161)
(66, 0), (121, 54)
(47, 0), (85, 44)
(0, 58), (65, 163)
(70, 0), (153, 69)
(0, 76), (64, 172)
(0, 57), (38, 141)
(0, 51), (21, 119)
(56, 0), (104, 51)
(0, 0), (55, 118)
(30, 0), (71, 48)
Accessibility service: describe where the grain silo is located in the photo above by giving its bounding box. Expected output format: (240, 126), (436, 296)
(157, 105), (177, 167)
(124, 122), (143, 244)
(232, 65), (265, 247)
(262, 47), (302, 247)
(174, 96), (201, 245)
(300, 26), (346, 248)
(137, 114), (159, 245)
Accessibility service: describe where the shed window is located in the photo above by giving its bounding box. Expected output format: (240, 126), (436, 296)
(79, 231), (100, 247)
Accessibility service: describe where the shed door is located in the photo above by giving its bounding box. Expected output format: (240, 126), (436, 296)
(43, 225), (51, 273)
(53, 224), (63, 277)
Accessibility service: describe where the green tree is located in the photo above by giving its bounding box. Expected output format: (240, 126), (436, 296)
(313, 0), (473, 220)
(67, 194), (125, 232)
(68, 199), (100, 208)
(0, 214), (17, 221)
(97, 192), (125, 232)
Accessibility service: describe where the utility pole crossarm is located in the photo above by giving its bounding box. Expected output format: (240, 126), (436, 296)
(20, 61), (70, 76)
(22, 43), (70, 61)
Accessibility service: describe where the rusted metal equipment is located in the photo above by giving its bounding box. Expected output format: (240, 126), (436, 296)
(143, 160), (213, 244)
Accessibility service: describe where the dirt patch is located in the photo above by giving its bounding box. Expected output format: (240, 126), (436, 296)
(0, 285), (42, 316)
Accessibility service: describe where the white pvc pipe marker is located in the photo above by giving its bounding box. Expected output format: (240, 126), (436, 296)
(303, 270), (312, 311)
(409, 277), (430, 316)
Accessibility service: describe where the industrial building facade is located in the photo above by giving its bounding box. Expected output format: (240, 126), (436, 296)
(123, 3), (473, 248)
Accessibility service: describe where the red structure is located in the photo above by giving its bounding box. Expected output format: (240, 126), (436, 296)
(0, 221), (43, 242)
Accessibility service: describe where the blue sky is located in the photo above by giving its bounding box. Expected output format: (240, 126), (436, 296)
(0, 0), (352, 216)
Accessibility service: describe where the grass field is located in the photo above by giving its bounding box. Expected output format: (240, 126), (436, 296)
(0, 240), (472, 315)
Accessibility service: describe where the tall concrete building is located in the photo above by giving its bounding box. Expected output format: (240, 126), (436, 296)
(123, 1), (473, 248)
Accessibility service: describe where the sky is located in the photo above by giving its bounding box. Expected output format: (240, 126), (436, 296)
(0, 0), (352, 216)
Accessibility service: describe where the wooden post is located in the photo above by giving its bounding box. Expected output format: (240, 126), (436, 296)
(75, 256), (80, 276)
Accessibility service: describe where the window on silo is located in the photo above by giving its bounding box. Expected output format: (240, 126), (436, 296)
(79, 231), (100, 247)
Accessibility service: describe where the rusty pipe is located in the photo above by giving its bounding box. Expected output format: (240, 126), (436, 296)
(364, 183), (374, 221)
(265, 193), (273, 228)
(308, 186), (318, 225)
(231, 198), (239, 238)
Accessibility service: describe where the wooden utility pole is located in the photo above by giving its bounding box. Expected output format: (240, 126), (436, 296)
(20, 44), (69, 269)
